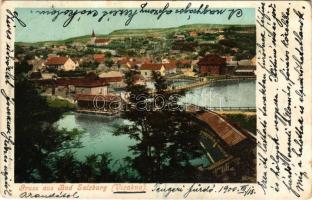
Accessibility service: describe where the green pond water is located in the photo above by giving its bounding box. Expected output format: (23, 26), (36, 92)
(55, 80), (255, 172)
(181, 79), (256, 107)
(56, 113), (211, 169)
(146, 79), (195, 89)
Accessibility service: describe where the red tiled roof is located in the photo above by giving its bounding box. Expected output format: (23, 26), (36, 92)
(178, 60), (191, 65)
(142, 58), (152, 64)
(117, 57), (129, 65)
(140, 63), (163, 71)
(132, 74), (144, 82)
(75, 80), (107, 87)
(75, 94), (121, 102)
(164, 63), (176, 70)
(56, 77), (108, 87)
(93, 54), (105, 62)
(30, 72), (42, 79)
(128, 60), (142, 67)
(198, 54), (226, 66)
(100, 77), (123, 82)
(196, 111), (247, 146)
(45, 56), (69, 65)
(95, 38), (110, 43)
(166, 59), (177, 65)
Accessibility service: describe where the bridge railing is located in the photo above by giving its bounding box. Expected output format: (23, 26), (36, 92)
(207, 107), (256, 112)
(150, 76), (256, 94)
(186, 104), (256, 112)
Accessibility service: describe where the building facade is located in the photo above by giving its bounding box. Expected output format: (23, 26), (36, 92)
(45, 56), (77, 72)
(140, 63), (165, 79)
(198, 54), (226, 75)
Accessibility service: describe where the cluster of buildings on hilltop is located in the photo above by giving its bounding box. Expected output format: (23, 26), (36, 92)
(24, 29), (256, 79)
(17, 28), (256, 114)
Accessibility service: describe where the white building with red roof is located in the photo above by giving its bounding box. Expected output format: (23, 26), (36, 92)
(140, 62), (177, 79)
(99, 71), (124, 88)
(140, 63), (165, 79)
(94, 38), (111, 46)
(163, 63), (177, 74)
(90, 30), (111, 46)
(45, 56), (76, 72)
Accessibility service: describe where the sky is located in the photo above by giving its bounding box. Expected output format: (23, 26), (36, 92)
(15, 7), (255, 43)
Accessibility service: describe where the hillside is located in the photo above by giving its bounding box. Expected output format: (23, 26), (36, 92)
(15, 23), (255, 46)
(110, 24), (254, 36)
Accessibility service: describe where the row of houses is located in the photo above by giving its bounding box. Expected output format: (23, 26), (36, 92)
(29, 52), (256, 78)
(29, 54), (256, 83)
(127, 54), (256, 78)
(198, 54), (256, 76)
(175, 30), (226, 41)
(32, 72), (124, 113)
(25, 30), (256, 78)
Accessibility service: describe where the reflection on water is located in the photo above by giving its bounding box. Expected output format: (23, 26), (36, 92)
(55, 80), (255, 176)
(180, 80), (255, 107)
(57, 113), (211, 171)
(146, 79), (195, 89)
(56, 113), (136, 169)
(170, 80), (194, 87)
(57, 112), (211, 164)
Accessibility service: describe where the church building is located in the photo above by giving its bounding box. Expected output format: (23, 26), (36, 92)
(90, 30), (111, 46)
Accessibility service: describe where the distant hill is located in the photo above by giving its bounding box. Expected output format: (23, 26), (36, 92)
(109, 24), (255, 38)
(15, 23), (255, 46)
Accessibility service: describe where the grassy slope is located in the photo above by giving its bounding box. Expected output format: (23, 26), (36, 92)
(16, 23), (255, 46)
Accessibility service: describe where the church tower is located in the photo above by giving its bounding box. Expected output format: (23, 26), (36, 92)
(90, 30), (96, 44)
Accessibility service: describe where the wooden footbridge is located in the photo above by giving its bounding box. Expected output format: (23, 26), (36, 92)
(150, 76), (256, 94)
(186, 105), (256, 112)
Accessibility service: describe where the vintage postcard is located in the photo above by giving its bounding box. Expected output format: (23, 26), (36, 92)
(0, 0), (311, 199)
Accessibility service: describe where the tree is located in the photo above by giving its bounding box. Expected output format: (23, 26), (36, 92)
(15, 45), (25, 55)
(104, 59), (114, 68)
(112, 70), (211, 183)
(104, 51), (112, 58)
(185, 36), (195, 42)
(114, 110), (207, 182)
(80, 61), (98, 70)
(124, 70), (149, 105)
(15, 60), (33, 74)
(127, 49), (136, 57)
(15, 73), (83, 182)
(152, 71), (167, 94)
(52, 152), (122, 182)
(151, 71), (169, 109)
(219, 39), (237, 48)
(56, 51), (67, 57)
(14, 58), (119, 183)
